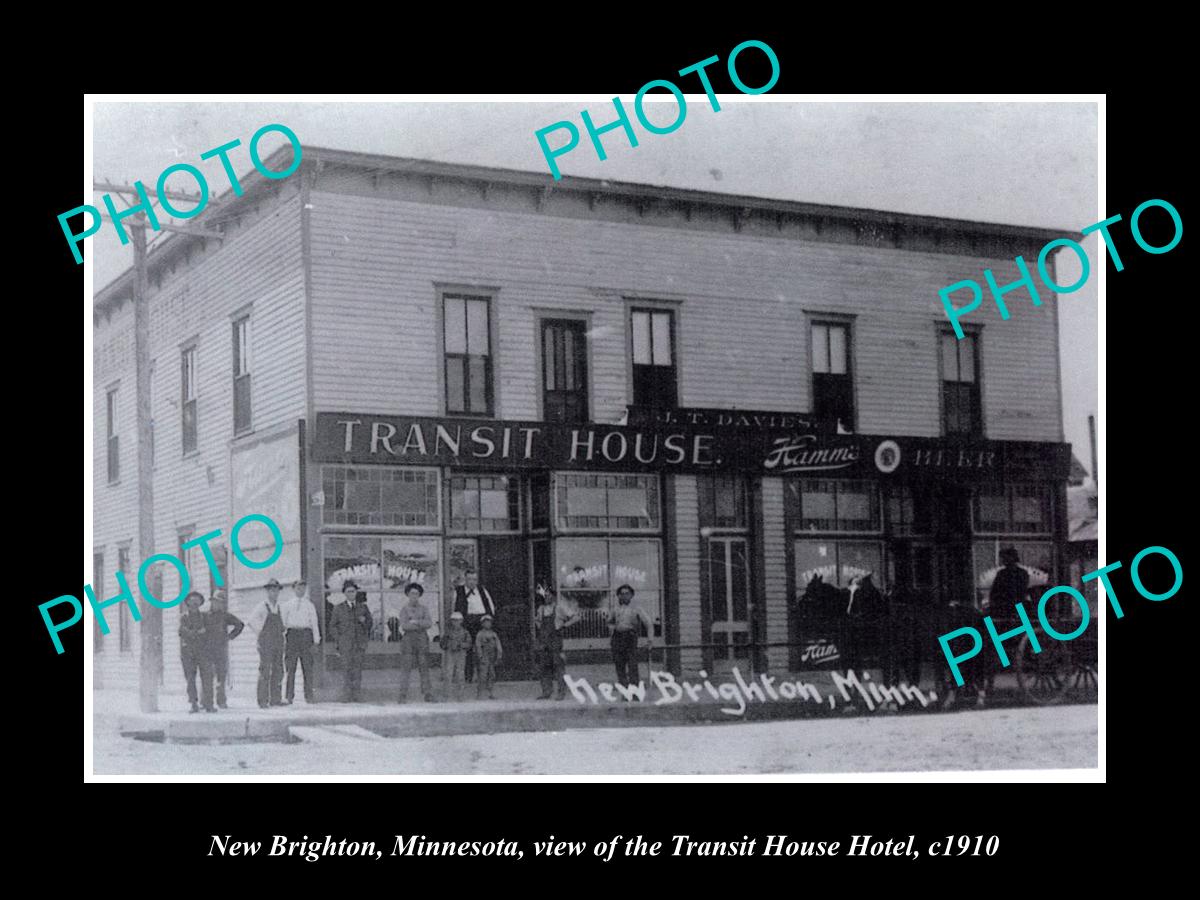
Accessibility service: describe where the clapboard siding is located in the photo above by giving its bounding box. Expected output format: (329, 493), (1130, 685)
(92, 193), (306, 696)
(761, 478), (789, 672)
(672, 476), (703, 674)
(308, 190), (1061, 441)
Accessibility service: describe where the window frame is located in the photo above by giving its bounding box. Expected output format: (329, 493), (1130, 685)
(232, 314), (253, 435)
(93, 551), (105, 652)
(320, 464), (444, 532)
(180, 343), (198, 456)
(440, 290), (495, 418)
(807, 315), (856, 430)
(540, 316), (591, 424)
(939, 326), (984, 437)
(628, 303), (679, 409)
(105, 383), (120, 484)
(791, 477), (882, 535)
(446, 472), (523, 534)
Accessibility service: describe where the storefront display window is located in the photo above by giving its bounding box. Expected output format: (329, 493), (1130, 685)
(972, 539), (1053, 609)
(322, 535), (442, 647)
(555, 472), (660, 531)
(555, 537), (662, 646)
(322, 465), (441, 529)
(795, 539), (883, 591)
(448, 474), (520, 532)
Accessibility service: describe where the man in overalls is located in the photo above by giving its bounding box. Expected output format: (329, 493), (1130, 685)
(397, 582), (435, 703)
(248, 578), (286, 708)
(534, 583), (579, 700)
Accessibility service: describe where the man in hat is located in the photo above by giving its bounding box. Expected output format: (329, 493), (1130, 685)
(453, 568), (495, 683)
(281, 577), (321, 704)
(205, 588), (244, 709)
(397, 582), (435, 703)
(988, 547), (1031, 614)
(247, 578), (287, 708)
(330, 580), (372, 702)
(179, 590), (215, 713)
(607, 584), (655, 689)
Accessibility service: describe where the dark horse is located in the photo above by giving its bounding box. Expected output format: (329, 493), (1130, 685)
(797, 574), (887, 669)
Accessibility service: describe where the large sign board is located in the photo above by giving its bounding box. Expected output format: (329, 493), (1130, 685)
(230, 422), (303, 589)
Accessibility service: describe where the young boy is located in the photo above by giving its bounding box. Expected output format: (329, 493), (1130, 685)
(473, 614), (503, 700)
(179, 591), (215, 713)
(441, 610), (471, 701)
(205, 589), (244, 709)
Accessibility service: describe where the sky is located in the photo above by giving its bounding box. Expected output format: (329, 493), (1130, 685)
(91, 99), (1099, 474)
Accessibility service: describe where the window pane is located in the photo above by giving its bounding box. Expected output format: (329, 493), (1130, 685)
(959, 335), (975, 383)
(566, 485), (607, 517)
(837, 481), (878, 530)
(557, 538), (610, 589)
(838, 541), (881, 587)
(444, 297), (466, 353)
(479, 485), (510, 520)
(811, 324), (829, 373)
(445, 357), (465, 412)
(729, 540), (749, 621)
(468, 356), (488, 411)
(632, 311), (652, 365)
(974, 486), (1009, 532)
(234, 375), (252, 433)
(798, 481), (836, 531)
(941, 333), (959, 381)
(795, 539), (837, 592)
(1012, 484), (1050, 533)
(543, 326), (556, 390)
(466, 299), (489, 356)
(651, 312), (672, 365)
(611, 540), (661, 592)
(609, 487), (650, 519)
(708, 540), (728, 622)
(828, 325), (848, 375)
(561, 328), (577, 390)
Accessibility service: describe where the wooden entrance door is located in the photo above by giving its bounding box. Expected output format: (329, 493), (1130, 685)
(479, 535), (533, 679)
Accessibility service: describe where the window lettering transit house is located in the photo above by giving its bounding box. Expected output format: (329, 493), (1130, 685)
(92, 145), (1072, 696)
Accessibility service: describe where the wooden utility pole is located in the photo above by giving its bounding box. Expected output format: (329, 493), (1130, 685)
(131, 220), (161, 713)
(95, 181), (221, 712)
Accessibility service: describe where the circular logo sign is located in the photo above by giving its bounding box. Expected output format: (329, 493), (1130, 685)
(874, 439), (901, 474)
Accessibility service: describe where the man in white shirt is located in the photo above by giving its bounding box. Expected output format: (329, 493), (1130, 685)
(281, 577), (322, 704)
(453, 569), (495, 684)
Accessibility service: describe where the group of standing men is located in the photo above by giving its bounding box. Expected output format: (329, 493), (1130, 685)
(181, 566), (657, 710)
(179, 577), (322, 712)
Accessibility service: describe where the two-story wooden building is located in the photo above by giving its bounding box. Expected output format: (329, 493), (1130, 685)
(92, 144), (1072, 697)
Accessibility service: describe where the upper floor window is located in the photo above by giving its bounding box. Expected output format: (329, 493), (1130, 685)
(443, 294), (492, 416)
(233, 316), (252, 434)
(631, 308), (677, 408)
(810, 321), (855, 429)
(942, 330), (982, 436)
(542, 319), (589, 423)
(181, 345), (198, 454)
(106, 386), (119, 484)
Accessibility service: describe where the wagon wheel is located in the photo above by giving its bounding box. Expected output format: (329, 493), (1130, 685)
(1014, 633), (1072, 705)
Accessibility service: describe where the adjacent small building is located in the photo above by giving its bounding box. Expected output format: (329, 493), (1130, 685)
(92, 145), (1073, 696)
